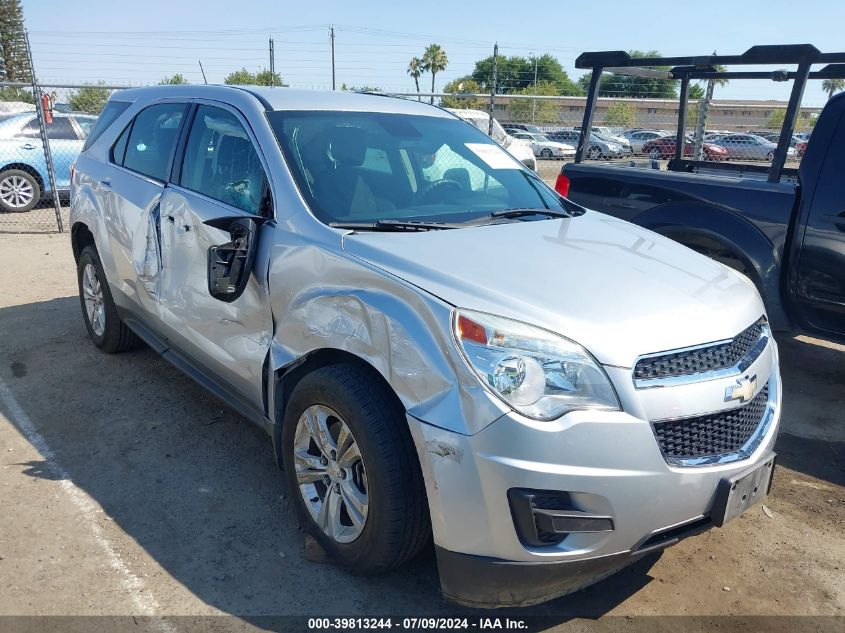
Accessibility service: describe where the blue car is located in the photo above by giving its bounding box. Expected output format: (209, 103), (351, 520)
(0, 111), (97, 212)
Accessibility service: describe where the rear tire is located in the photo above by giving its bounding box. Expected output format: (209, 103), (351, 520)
(649, 148), (662, 160)
(766, 151), (775, 162)
(77, 246), (139, 353)
(0, 169), (41, 213)
(540, 148), (553, 158)
(282, 364), (430, 575)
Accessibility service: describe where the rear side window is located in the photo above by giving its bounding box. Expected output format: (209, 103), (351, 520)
(16, 117), (78, 140)
(82, 101), (130, 151)
(119, 103), (185, 181)
(179, 105), (268, 214)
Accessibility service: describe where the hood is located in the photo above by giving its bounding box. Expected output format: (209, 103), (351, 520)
(341, 212), (765, 368)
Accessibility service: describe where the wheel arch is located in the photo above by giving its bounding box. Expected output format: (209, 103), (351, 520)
(637, 201), (790, 330)
(71, 221), (96, 262)
(271, 348), (406, 470)
(0, 162), (47, 191)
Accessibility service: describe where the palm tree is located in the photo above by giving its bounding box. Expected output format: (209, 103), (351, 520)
(822, 78), (845, 100)
(407, 57), (422, 101)
(421, 44), (448, 104)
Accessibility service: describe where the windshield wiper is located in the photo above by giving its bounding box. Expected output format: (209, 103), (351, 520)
(489, 208), (574, 220)
(329, 219), (460, 231)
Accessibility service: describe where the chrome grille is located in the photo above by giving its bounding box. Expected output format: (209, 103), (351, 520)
(634, 318), (766, 381)
(652, 381), (770, 461)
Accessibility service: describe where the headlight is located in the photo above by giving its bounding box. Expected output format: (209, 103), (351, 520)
(453, 309), (620, 420)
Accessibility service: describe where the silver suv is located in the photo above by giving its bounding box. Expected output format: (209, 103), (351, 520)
(70, 86), (781, 608)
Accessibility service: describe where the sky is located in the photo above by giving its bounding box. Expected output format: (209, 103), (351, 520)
(19, 0), (845, 106)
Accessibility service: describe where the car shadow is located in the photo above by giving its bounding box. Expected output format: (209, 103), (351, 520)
(0, 297), (840, 622)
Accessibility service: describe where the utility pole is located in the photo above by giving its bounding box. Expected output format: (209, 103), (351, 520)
(487, 42), (498, 136)
(198, 60), (208, 84)
(531, 53), (538, 124)
(329, 26), (336, 90)
(269, 37), (276, 87)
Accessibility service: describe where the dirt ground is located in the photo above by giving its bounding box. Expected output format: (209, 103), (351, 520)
(0, 233), (842, 631)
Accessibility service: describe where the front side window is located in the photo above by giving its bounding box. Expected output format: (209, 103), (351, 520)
(179, 105), (268, 215)
(121, 103), (185, 181)
(269, 111), (564, 226)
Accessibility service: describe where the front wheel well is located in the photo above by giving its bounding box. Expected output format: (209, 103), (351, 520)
(272, 348), (406, 467)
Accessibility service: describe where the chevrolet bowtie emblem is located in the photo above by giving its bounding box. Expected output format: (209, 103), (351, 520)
(725, 375), (757, 404)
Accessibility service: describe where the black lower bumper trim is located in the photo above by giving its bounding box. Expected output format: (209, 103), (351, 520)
(435, 546), (644, 608)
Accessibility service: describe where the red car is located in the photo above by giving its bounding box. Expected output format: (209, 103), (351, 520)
(641, 136), (728, 161)
(795, 140), (808, 157)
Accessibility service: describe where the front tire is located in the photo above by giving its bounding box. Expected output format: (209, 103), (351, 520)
(282, 364), (429, 574)
(540, 148), (553, 158)
(587, 146), (601, 160)
(77, 246), (138, 353)
(0, 169), (41, 213)
(649, 148), (662, 160)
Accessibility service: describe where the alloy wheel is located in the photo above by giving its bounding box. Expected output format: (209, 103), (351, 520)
(293, 404), (369, 543)
(82, 263), (106, 336)
(0, 175), (35, 209)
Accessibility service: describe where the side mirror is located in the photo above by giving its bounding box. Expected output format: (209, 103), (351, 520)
(203, 215), (268, 303)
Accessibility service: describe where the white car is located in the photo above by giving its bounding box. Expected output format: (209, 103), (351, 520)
(511, 132), (576, 159)
(445, 108), (536, 171)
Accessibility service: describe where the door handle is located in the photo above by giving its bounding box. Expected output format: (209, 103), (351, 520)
(99, 179), (111, 190)
(20, 143), (35, 150)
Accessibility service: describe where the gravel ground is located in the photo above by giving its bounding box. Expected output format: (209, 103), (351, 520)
(0, 233), (842, 631)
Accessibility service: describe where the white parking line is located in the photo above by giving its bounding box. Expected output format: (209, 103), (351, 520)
(0, 377), (176, 631)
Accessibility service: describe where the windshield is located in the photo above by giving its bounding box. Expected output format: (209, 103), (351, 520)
(531, 134), (550, 142)
(268, 110), (565, 226)
(593, 133), (617, 144)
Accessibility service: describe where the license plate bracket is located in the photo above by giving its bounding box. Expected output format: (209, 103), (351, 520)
(712, 453), (776, 527)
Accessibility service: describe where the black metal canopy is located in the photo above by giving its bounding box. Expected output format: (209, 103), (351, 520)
(572, 44), (845, 182)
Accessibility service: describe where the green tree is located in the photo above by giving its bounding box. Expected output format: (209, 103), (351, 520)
(822, 78), (845, 100)
(224, 67), (284, 86)
(0, 85), (33, 103)
(577, 50), (678, 99)
(68, 82), (112, 114)
(604, 101), (637, 127)
(421, 44), (448, 104)
(471, 53), (581, 95)
(688, 83), (704, 100)
(441, 77), (485, 110)
(766, 108), (814, 132)
(347, 85), (382, 93)
(407, 57), (422, 101)
(159, 73), (188, 85)
(0, 0), (31, 82)
(506, 81), (561, 123)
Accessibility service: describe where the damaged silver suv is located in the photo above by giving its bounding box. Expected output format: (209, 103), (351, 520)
(70, 86), (780, 607)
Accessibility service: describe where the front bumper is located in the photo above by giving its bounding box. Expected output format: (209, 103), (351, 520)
(409, 343), (781, 607)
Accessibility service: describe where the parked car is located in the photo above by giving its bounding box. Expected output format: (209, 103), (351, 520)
(71, 85), (780, 608)
(502, 122), (544, 134)
(575, 125), (631, 148)
(621, 129), (672, 153)
(0, 111), (97, 212)
(448, 109), (537, 171)
(510, 131), (576, 159)
(560, 46), (845, 344)
(546, 129), (626, 159)
(640, 135), (728, 161)
(709, 133), (797, 161)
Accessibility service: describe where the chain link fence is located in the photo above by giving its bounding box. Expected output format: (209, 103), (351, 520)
(0, 74), (824, 231)
(388, 78), (820, 186)
(0, 81), (127, 232)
